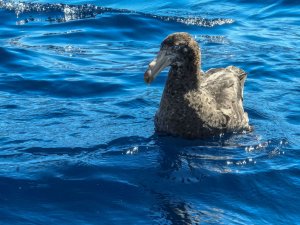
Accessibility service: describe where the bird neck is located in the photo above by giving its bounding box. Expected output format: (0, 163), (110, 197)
(166, 61), (201, 93)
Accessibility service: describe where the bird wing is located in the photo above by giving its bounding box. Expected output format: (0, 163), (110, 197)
(200, 66), (248, 130)
(204, 66), (247, 102)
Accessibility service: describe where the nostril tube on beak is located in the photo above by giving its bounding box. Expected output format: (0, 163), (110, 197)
(149, 60), (156, 68)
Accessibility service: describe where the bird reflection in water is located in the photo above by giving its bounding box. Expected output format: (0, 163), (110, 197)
(147, 135), (226, 224)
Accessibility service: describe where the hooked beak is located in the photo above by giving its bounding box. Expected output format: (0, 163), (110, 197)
(144, 50), (172, 84)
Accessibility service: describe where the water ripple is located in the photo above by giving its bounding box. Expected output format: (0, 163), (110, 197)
(0, 0), (299, 224)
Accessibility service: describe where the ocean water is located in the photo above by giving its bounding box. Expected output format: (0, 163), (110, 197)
(0, 0), (299, 224)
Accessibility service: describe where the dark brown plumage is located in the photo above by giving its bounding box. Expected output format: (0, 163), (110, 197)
(144, 32), (251, 138)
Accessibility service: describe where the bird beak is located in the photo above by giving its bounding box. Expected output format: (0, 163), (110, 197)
(144, 50), (172, 84)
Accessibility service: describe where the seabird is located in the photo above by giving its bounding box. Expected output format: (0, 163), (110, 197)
(144, 32), (251, 138)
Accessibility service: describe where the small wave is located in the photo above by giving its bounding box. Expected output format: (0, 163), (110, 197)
(149, 14), (234, 27)
(0, 0), (234, 27)
(195, 35), (231, 44)
(9, 36), (88, 56)
(0, 0), (128, 22)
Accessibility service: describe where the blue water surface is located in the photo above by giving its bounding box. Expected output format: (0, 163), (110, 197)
(0, 0), (299, 224)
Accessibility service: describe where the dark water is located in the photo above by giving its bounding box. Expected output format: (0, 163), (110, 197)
(0, 0), (299, 224)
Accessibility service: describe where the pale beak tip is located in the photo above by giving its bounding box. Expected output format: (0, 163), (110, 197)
(144, 69), (153, 84)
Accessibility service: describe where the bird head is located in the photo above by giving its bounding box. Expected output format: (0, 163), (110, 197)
(144, 32), (200, 84)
